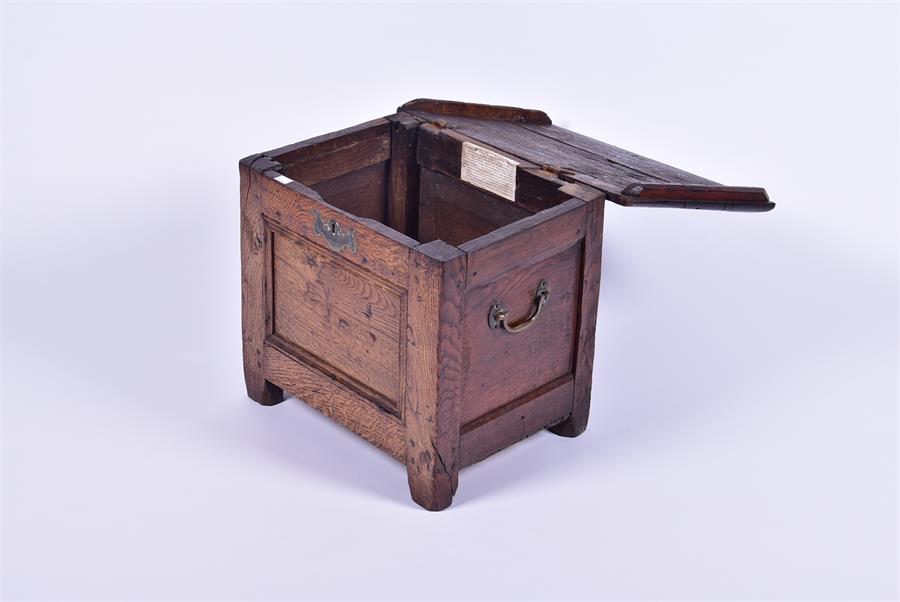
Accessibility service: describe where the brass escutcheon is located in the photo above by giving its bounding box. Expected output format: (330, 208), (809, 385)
(313, 209), (357, 254)
(488, 279), (550, 333)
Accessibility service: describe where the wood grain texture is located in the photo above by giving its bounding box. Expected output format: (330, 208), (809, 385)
(267, 118), (389, 168)
(416, 124), (570, 214)
(264, 342), (406, 461)
(415, 122), (461, 177)
(272, 230), (403, 410)
(461, 242), (582, 425)
(403, 109), (772, 211)
(418, 168), (531, 246)
(514, 166), (576, 213)
(460, 198), (586, 288)
(405, 112), (653, 194)
(256, 171), (416, 288)
(386, 113), (420, 237)
(400, 98), (552, 125)
(620, 183), (774, 212)
(312, 162), (387, 222)
(519, 122), (718, 186)
(405, 241), (465, 511)
(460, 376), (573, 468)
(240, 159), (283, 406)
(550, 197), (604, 437)
(279, 134), (390, 186)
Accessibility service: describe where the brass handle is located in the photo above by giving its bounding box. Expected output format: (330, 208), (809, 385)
(313, 209), (357, 254)
(488, 280), (550, 333)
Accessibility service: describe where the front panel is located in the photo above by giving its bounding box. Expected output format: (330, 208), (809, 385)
(269, 226), (406, 416)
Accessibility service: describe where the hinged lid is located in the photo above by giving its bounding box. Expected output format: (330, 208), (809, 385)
(399, 99), (773, 212)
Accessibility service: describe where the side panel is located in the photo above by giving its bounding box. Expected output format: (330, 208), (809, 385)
(459, 376), (573, 468)
(459, 241), (582, 425)
(458, 199), (588, 428)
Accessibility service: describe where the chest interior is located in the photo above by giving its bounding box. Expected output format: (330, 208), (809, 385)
(273, 118), (574, 245)
(264, 116), (586, 427)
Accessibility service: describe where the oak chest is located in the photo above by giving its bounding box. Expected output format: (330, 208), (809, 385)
(240, 99), (773, 510)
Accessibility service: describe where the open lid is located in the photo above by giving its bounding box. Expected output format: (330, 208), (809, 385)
(399, 99), (773, 212)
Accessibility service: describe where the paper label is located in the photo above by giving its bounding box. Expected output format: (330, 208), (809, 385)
(460, 141), (518, 201)
(274, 174), (294, 185)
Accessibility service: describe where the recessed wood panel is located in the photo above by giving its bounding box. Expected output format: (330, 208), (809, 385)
(264, 342), (406, 461)
(460, 242), (582, 425)
(271, 231), (404, 411)
(460, 376), (574, 468)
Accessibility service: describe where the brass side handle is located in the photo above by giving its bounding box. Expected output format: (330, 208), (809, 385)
(488, 280), (550, 333)
(313, 210), (357, 254)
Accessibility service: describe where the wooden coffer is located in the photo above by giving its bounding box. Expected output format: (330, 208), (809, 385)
(240, 99), (773, 510)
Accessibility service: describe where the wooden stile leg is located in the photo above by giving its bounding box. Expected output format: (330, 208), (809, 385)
(549, 195), (604, 437)
(240, 157), (285, 407)
(248, 379), (284, 407)
(405, 241), (465, 510)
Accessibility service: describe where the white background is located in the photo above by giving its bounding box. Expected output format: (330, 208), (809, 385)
(1, 2), (897, 600)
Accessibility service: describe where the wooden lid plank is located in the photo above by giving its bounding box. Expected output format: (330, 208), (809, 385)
(400, 99), (773, 212)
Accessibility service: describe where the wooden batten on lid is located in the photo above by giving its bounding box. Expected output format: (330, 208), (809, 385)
(400, 98), (774, 213)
